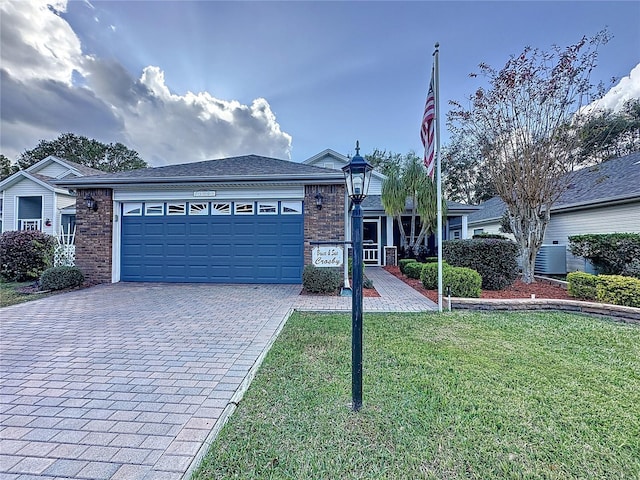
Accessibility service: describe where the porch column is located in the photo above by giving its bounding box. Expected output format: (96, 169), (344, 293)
(461, 214), (468, 239)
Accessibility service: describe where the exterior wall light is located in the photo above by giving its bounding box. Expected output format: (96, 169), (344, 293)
(315, 192), (324, 210)
(85, 194), (98, 211)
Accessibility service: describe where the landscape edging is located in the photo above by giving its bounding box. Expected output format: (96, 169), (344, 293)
(446, 297), (640, 323)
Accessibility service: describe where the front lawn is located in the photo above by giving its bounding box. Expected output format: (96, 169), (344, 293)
(0, 280), (47, 307)
(193, 311), (640, 480)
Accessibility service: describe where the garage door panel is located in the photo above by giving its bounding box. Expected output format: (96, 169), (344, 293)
(121, 204), (303, 283)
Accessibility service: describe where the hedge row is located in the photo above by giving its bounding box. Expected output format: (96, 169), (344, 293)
(567, 271), (640, 308)
(420, 262), (482, 298)
(569, 233), (640, 278)
(442, 238), (519, 290)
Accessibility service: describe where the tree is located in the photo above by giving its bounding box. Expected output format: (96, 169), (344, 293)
(449, 31), (610, 283)
(365, 148), (404, 176)
(0, 154), (19, 180)
(17, 133), (147, 172)
(381, 153), (444, 256)
(576, 98), (640, 163)
(441, 133), (496, 205)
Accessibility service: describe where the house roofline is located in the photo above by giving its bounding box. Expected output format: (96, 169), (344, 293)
(55, 173), (345, 188)
(0, 170), (69, 194)
(303, 149), (388, 182)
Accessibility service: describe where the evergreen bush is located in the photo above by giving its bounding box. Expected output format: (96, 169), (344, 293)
(569, 233), (640, 277)
(302, 265), (341, 294)
(404, 262), (425, 280)
(399, 258), (418, 275)
(596, 275), (640, 308)
(443, 238), (518, 290)
(420, 263), (481, 297)
(0, 230), (56, 281)
(567, 271), (598, 300)
(40, 266), (84, 291)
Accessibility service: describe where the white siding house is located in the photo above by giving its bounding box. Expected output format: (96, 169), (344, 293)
(467, 152), (640, 273)
(0, 156), (102, 236)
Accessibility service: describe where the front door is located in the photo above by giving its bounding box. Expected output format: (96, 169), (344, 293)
(363, 218), (381, 266)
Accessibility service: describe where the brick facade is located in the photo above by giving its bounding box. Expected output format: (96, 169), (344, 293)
(75, 188), (113, 285)
(303, 184), (346, 266)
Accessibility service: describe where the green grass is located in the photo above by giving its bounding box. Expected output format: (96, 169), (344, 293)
(0, 280), (46, 307)
(192, 311), (640, 480)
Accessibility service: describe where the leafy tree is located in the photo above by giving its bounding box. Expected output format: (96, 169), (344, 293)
(441, 133), (496, 205)
(449, 31), (610, 283)
(576, 98), (640, 163)
(365, 148), (404, 176)
(381, 153), (445, 255)
(0, 154), (19, 180)
(17, 133), (147, 172)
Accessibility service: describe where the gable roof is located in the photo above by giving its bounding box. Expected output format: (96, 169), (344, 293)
(468, 151), (640, 224)
(0, 170), (71, 194)
(303, 148), (387, 182)
(56, 154), (344, 187)
(26, 155), (103, 177)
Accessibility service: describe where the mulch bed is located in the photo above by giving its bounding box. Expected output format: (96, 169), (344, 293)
(383, 265), (572, 303)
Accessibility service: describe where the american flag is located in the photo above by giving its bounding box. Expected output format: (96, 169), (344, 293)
(420, 69), (436, 178)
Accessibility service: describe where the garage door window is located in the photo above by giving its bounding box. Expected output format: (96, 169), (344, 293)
(189, 202), (209, 215)
(234, 202), (254, 215)
(123, 203), (142, 216)
(145, 203), (164, 216)
(211, 202), (231, 215)
(258, 202), (278, 215)
(167, 203), (186, 215)
(281, 201), (302, 215)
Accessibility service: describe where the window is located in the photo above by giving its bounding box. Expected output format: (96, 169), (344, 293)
(189, 202), (209, 215)
(144, 203), (164, 216)
(211, 202), (231, 215)
(473, 228), (484, 236)
(234, 202), (254, 215)
(258, 202), (277, 215)
(123, 203), (142, 216)
(453, 231), (461, 239)
(167, 202), (186, 215)
(281, 201), (302, 215)
(17, 196), (43, 229)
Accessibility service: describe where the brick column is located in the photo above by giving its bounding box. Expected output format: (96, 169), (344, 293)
(304, 184), (346, 265)
(75, 188), (113, 284)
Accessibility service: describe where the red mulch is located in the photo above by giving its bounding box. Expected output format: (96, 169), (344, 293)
(383, 266), (572, 303)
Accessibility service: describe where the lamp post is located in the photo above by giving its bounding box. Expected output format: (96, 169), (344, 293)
(342, 141), (373, 412)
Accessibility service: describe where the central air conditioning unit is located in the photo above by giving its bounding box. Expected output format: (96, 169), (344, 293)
(534, 244), (567, 275)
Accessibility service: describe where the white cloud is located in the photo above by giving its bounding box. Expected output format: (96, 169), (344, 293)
(583, 63), (640, 114)
(0, 0), (292, 165)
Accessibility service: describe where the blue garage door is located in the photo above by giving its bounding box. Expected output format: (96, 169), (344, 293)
(120, 201), (303, 283)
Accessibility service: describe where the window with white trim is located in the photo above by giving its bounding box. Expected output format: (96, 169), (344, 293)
(144, 203), (164, 216)
(258, 201), (278, 215)
(123, 202), (143, 216)
(211, 202), (231, 215)
(167, 202), (186, 215)
(189, 202), (209, 215)
(234, 202), (254, 215)
(281, 201), (302, 215)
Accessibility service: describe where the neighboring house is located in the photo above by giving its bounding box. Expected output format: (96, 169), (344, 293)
(0, 156), (102, 236)
(305, 149), (480, 264)
(467, 151), (640, 272)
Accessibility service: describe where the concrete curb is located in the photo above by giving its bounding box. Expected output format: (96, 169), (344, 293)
(446, 297), (640, 323)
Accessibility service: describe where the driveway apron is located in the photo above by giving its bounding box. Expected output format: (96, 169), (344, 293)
(0, 283), (298, 480)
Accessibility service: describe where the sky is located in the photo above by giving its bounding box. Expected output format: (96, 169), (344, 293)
(1, 0), (639, 167)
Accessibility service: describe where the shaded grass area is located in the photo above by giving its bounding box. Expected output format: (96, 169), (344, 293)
(0, 280), (47, 307)
(193, 311), (640, 479)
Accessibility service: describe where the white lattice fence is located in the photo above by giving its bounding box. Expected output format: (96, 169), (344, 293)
(54, 226), (76, 267)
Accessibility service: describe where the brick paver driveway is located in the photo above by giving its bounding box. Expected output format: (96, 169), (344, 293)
(0, 283), (299, 479)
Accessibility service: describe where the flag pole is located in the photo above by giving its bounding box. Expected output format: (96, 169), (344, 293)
(434, 42), (443, 313)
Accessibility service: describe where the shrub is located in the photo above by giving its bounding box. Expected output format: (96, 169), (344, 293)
(363, 277), (374, 289)
(596, 275), (640, 308)
(302, 265), (341, 294)
(569, 233), (640, 277)
(423, 257), (438, 263)
(40, 266), (84, 291)
(0, 230), (56, 281)
(567, 272), (598, 300)
(443, 238), (518, 290)
(399, 258), (418, 275)
(472, 233), (508, 240)
(421, 263), (481, 298)
(404, 262), (425, 280)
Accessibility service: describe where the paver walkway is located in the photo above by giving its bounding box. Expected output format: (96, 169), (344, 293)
(0, 268), (435, 479)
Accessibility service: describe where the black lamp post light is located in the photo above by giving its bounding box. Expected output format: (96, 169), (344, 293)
(342, 141), (373, 412)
